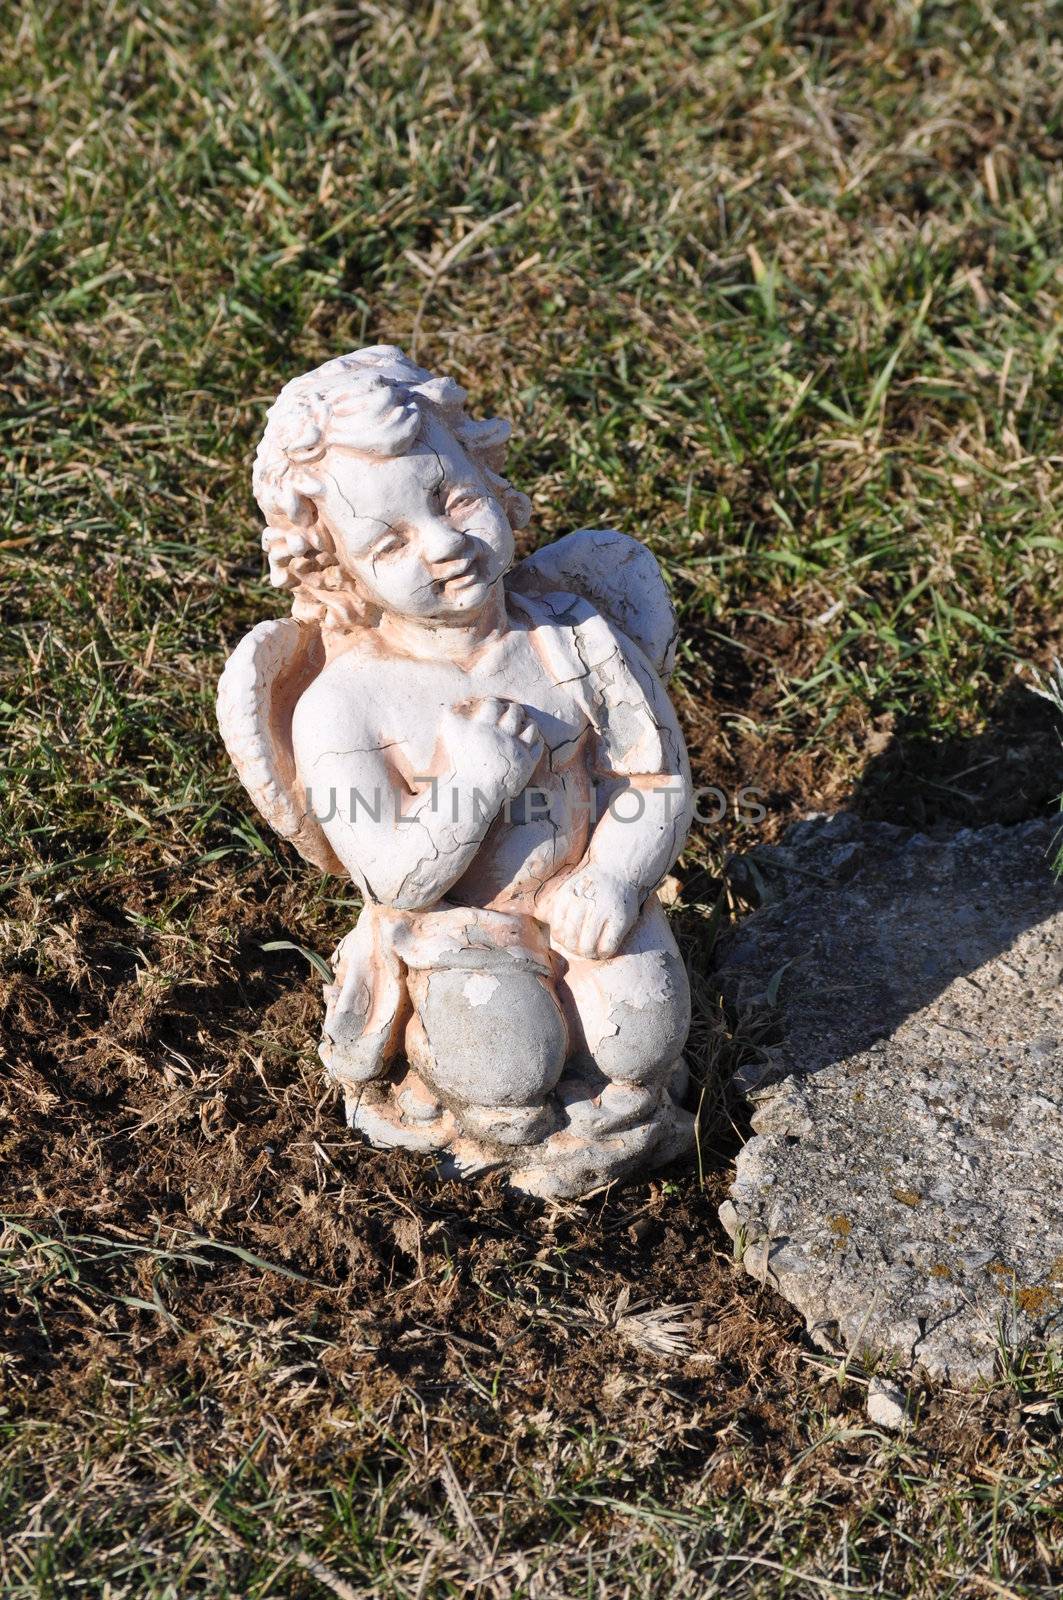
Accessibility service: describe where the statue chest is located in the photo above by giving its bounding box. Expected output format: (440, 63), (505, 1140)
(376, 653), (591, 778)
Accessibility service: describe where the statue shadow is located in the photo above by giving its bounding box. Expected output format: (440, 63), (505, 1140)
(849, 677), (1063, 833)
(715, 679), (1063, 1103)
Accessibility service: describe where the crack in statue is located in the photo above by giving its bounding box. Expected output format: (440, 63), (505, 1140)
(217, 345), (696, 1198)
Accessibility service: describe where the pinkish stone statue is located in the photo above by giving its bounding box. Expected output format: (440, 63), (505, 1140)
(218, 346), (694, 1197)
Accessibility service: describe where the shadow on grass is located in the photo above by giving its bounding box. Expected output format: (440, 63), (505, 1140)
(851, 677), (1063, 833)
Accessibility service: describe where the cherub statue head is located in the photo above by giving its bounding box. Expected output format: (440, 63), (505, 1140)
(252, 345), (532, 634)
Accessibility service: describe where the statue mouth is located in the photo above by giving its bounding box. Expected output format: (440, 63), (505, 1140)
(434, 557), (481, 593)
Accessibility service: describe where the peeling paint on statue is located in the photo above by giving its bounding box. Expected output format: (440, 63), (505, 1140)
(218, 346), (695, 1197)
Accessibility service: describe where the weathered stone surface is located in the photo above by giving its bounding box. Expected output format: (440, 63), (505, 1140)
(865, 1376), (909, 1432)
(716, 814), (1063, 1384)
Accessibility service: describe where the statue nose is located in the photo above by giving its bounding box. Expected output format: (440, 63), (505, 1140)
(420, 516), (467, 563)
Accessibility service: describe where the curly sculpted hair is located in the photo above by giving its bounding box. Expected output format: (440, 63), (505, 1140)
(252, 345), (532, 631)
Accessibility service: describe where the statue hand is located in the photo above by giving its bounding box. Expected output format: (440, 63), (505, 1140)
(445, 697), (545, 799)
(544, 865), (639, 960)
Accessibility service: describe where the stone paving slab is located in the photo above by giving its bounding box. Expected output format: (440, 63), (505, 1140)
(715, 814), (1063, 1384)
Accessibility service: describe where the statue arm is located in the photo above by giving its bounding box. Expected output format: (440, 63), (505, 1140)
(290, 705), (480, 911)
(540, 625), (692, 960)
(585, 628), (693, 897)
(292, 684), (543, 911)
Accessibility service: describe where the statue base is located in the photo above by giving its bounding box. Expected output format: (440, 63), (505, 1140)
(345, 1060), (694, 1200)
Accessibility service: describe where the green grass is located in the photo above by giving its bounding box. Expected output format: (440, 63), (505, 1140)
(2, 1), (1062, 1595)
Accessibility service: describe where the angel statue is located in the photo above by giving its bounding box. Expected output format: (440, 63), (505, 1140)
(218, 346), (695, 1197)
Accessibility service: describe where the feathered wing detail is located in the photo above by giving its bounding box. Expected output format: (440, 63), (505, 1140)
(506, 528), (678, 682)
(216, 618), (345, 876)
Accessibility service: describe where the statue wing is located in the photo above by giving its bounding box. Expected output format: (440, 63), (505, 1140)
(216, 618), (345, 876)
(507, 528), (678, 681)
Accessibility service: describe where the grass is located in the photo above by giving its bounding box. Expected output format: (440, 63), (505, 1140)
(1, 0), (1062, 1594)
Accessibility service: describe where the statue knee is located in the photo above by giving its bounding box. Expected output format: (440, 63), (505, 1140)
(581, 948), (690, 1084)
(408, 966), (568, 1108)
(594, 992), (689, 1082)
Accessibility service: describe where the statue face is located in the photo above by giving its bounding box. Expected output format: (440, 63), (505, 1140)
(315, 411), (516, 622)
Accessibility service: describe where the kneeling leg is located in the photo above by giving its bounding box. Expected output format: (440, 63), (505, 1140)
(507, 896), (693, 1196)
(556, 894), (690, 1088)
(406, 965), (567, 1146)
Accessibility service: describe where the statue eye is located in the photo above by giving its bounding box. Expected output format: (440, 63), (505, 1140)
(445, 489), (483, 520)
(372, 532), (405, 559)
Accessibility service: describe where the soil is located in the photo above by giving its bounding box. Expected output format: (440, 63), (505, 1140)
(2, 612), (1061, 1568)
